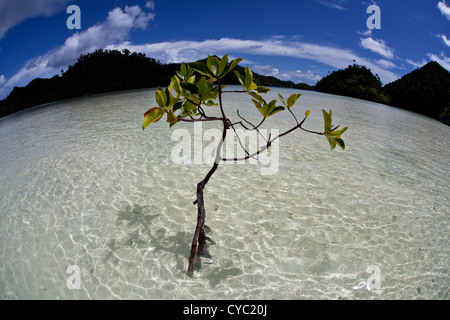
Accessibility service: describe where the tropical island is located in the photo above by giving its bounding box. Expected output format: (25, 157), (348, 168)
(0, 49), (449, 125)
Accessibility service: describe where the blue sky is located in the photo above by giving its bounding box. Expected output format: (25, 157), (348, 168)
(0, 0), (449, 99)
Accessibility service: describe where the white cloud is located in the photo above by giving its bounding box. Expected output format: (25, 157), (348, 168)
(376, 59), (396, 69)
(107, 37), (399, 85)
(438, 34), (450, 47)
(252, 65), (322, 82)
(357, 29), (372, 37)
(0, 75), (6, 98)
(0, 5), (155, 99)
(437, 1), (450, 20)
(315, 0), (348, 10)
(145, 1), (155, 10)
(406, 58), (427, 68)
(2, 34), (401, 99)
(360, 37), (395, 59)
(0, 0), (71, 40)
(427, 52), (450, 71)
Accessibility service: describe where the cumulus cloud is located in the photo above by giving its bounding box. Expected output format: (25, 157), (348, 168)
(360, 37), (395, 59)
(0, 0), (71, 40)
(437, 1), (450, 20)
(2, 22), (402, 99)
(107, 37), (399, 85)
(0, 5), (155, 99)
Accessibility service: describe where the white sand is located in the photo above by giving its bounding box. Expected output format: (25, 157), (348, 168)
(0, 87), (448, 299)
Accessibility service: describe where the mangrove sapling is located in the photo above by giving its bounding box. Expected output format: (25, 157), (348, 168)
(142, 54), (347, 277)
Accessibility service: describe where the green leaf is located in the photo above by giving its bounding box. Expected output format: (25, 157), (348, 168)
(182, 100), (197, 115)
(189, 62), (211, 77)
(325, 135), (336, 150)
(256, 86), (270, 94)
(248, 91), (265, 105)
(244, 66), (257, 91)
(322, 109), (332, 132)
(197, 77), (208, 96)
(278, 94), (286, 106)
(234, 70), (245, 86)
(180, 82), (198, 94)
(305, 110), (311, 118)
(176, 64), (187, 79)
(204, 100), (218, 106)
(172, 101), (183, 112)
(287, 93), (302, 108)
(166, 109), (178, 128)
(269, 106), (285, 116)
(329, 127), (348, 138)
(267, 99), (277, 111)
(180, 63), (187, 76)
(229, 58), (243, 72)
(251, 99), (266, 117)
(326, 135), (345, 150)
(171, 76), (182, 94)
(143, 107), (164, 130)
(176, 70), (184, 79)
(218, 54), (229, 76)
(155, 88), (167, 109)
(207, 56), (218, 76)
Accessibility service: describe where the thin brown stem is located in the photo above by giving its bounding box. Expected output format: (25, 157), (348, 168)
(222, 117), (323, 162)
(187, 82), (229, 277)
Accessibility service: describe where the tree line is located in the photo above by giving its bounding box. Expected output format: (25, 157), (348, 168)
(0, 49), (304, 119)
(1, 49), (448, 125)
(316, 61), (450, 125)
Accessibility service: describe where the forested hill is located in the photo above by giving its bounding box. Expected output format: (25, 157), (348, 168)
(0, 49), (300, 119)
(2, 49), (448, 124)
(314, 62), (450, 125)
(384, 61), (450, 125)
(315, 64), (390, 104)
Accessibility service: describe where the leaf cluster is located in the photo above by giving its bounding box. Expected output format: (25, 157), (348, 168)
(142, 54), (347, 150)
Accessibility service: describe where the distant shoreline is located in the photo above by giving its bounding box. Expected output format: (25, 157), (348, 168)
(1, 50), (448, 125)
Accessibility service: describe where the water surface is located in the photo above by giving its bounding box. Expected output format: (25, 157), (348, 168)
(0, 87), (448, 299)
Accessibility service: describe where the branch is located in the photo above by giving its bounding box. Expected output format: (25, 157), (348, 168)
(233, 110), (265, 130)
(221, 116), (323, 162)
(228, 121), (259, 161)
(177, 116), (223, 122)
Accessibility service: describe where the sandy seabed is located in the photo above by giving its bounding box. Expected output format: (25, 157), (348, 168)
(0, 87), (448, 299)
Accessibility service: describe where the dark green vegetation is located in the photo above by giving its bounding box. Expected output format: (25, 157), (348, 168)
(384, 61), (450, 125)
(315, 64), (390, 104)
(1, 49), (448, 125)
(316, 61), (450, 125)
(0, 49), (303, 119)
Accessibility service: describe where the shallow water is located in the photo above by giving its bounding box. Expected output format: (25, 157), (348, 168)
(0, 87), (448, 299)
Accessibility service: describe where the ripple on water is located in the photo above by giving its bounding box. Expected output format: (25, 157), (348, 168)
(0, 89), (448, 299)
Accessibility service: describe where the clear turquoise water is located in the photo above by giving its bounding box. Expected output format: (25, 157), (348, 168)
(0, 87), (448, 299)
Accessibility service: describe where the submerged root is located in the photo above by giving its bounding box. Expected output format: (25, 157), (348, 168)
(187, 224), (215, 277)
